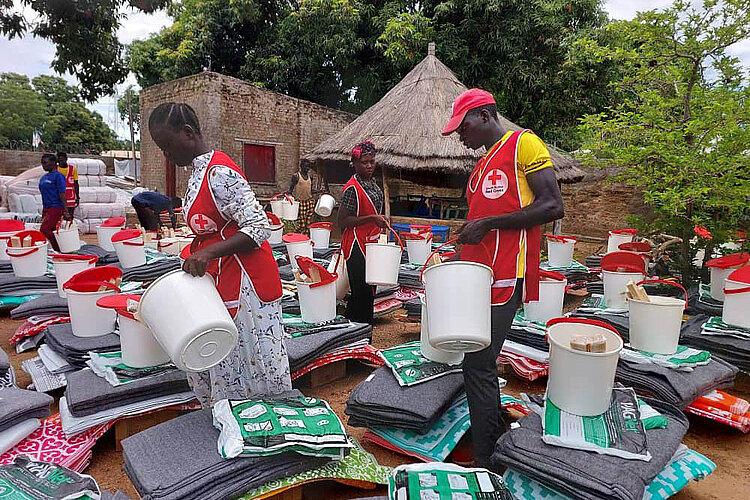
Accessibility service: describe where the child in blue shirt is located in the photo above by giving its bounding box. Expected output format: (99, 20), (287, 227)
(38, 153), (69, 251)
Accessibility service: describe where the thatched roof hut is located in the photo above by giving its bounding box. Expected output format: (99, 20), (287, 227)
(304, 43), (584, 185)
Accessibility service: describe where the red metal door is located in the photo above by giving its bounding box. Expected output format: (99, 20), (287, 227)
(243, 144), (276, 184)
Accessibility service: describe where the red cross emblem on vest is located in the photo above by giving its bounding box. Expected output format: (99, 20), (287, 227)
(190, 213), (218, 234)
(481, 168), (508, 199)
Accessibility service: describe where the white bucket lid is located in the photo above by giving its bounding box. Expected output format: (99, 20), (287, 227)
(181, 327), (238, 371)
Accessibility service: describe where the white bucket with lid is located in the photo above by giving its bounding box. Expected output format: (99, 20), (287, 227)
(54, 226), (81, 253)
(309, 223), (332, 250)
(283, 233), (313, 270)
(706, 253), (750, 301)
(52, 255), (98, 298)
(405, 236), (432, 266)
(607, 229), (637, 254)
(112, 229), (146, 269)
(138, 270), (239, 372)
(723, 267), (750, 329)
(8, 243), (48, 278)
(546, 318), (623, 416)
(297, 280), (337, 324)
(603, 270), (645, 309)
(327, 251), (350, 300)
(0, 220), (25, 262)
(67, 288), (119, 337)
(96, 218), (125, 252)
(315, 194), (336, 217)
(523, 271), (568, 324)
(419, 294), (463, 365)
(546, 234), (576, 268)
(365, 229), (402, 286)
(628, 280), (687, 354)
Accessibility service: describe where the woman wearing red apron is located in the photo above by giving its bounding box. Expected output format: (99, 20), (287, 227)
(442, 89), (564, 471)
(148, 103), (291, 407)
(338, 141), (387, 324)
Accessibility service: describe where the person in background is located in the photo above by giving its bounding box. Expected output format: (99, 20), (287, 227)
(148, 102), (291, 407)
(131, 191), (182, 230)
(56, 152), (79, 218)
(441, 88), (564, 471)
(288, 162), (315, 234)
(337, 141), (387, 325)
(39, 153), (70, 252)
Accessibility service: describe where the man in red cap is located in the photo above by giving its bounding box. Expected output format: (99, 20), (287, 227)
(443, 88), (564, 470)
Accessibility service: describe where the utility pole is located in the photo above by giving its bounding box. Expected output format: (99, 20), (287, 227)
(127, 89), (138, 186)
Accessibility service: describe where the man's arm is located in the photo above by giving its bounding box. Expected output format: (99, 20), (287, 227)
(73, 180), (80, 207)
(288, 173), (298, 194)
(457, 168), (564, 244)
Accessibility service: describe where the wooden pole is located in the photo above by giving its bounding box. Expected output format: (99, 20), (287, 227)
(127, 89), (138, 187)
(381, 168), (391, 218)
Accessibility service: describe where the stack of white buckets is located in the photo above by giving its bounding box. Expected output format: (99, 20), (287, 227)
(705, 253), (750, 330)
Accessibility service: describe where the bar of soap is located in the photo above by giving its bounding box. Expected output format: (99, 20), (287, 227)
(570, 333), (608, 353)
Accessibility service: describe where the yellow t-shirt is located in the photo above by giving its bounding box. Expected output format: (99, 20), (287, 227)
(57, 165), (78, 182)
(483, 130), (552, 277)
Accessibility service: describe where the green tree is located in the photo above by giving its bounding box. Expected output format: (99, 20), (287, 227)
(117, 86), (141, 134)
(0, 73), (46, 144)
(576, 0), (750, 285)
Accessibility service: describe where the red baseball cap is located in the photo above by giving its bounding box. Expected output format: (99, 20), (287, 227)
(442, 88), (496, 136)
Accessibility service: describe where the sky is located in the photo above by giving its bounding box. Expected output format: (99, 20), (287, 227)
(0, 1), (747, 140)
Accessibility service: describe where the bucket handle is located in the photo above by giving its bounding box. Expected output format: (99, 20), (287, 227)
(64, 280), (121, 293)
(636, 279), (688, 308)
(419, 237), (493, 282)
(544, 233), (577, 244)
(123, 240), (145, 247)
(546, 317), (623, 339)
(6, 246), (40, 257)
(724, 285), (750, 295)
(384, 223), (404, 250)
(52, 254), (99, 265)
(271, 193), (294, 204)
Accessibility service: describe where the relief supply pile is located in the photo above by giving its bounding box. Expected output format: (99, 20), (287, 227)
(0, 387), (52, 455)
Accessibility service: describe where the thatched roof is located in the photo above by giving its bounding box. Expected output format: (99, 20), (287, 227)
(304, 44), (584, 183)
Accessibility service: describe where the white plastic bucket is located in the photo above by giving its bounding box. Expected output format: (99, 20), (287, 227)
(524, 275), (568, 324)
(0, 235), (13, 263)
(119, 316), (171, 368)
(315, 194), (335, 217)
(602, 270), (644, 309)
(54, 227), (81, 253)
(607, 231), (635, 254)
(138, 270), (239, 372)
(7, 243), (48, 278)
(710, 267), (735, 302)
(53, 257), (97, 298)
(423, 261), (493, 352)
(310, 227), (331, 250)
(285, 240), (313, 270)
(406, 237), (432, 266)
(723, 278), (750, 329)
(327, 252), (349, 300)
(365, 243), (402, 286)
(113, 238), (146, 268)
(270, 199), (285, 218)
(283, 199), (300, 221)
(297, 281), (337, 324)
(67, 288), (118, 337)
(419, 294), (463, 365)
(269, 224), (284, 245)
(96, 225), (123, 252)
(157, 238), (180, 256)
(547, 237), (576, 268)
(546, 318), (623, 416)
(628, 296), (685, 355)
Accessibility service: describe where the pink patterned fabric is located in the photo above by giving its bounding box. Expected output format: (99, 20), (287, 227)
(9, 316), (70, 345)
(291, 345), (384, 381)
(497, 350), (549, 381)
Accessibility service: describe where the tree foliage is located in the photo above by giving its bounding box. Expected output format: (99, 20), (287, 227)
(0, 73), (118, 152)
(576, 0), (750, 285)
(117, 86), (141, 134)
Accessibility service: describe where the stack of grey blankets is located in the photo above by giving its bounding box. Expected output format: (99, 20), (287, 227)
(686, 289), (723, 317)
(397, 265), (424, 289)
(102, 491), (133, 500)
(122, 400), (328, 500)
(78, 244), (119, 264)
(286, 320), (372, 373)
(44, 323), (120, 368)
(0, 261), (14, 275)
(616, 357), (737, 407)
(64, 369), (191, 417)
(0, 275), (57, 296)
(681, 314), (750, 373)
(569, 310), (630, 340)
(0, 387), (52, 432)
(0, 347), (14, 388)
(345, 365), (465, 433)
(10, 294), (69, 319)
(492, 398), (689, 500)
(121, 258), (181, 282)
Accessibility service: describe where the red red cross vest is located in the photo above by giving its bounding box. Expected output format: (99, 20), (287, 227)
(461, 130), (541, 305)
(340, 175), (382, 260)
(62, 165), (76, 207)
(182, 151), (282, 316)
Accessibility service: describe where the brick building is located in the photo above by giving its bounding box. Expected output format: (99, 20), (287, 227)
(139, 71), (355, 199)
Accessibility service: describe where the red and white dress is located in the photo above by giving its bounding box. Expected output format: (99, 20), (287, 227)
(182, 150), (291, 407)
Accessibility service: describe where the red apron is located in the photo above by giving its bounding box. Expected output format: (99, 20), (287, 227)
(340, 176), (381, 260)
(461, 130), (541, 305)
(62, 165), (76, 208)
(182, 151), (282, 316)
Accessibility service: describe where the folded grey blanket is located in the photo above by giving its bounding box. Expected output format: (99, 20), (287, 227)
(492, 398), (689, 500)
(121, 258), (181, 282)
(65, 368), (190, 417)
(44, 323), (120, 367)
(0, 346), (8, 371)
(345, 365), (464, 432)
(681, 314), (750, 373)
(10, 294), (68, 319)
(0, 387), (53, 433)
(0, 275), (57, 296)
(78, 244), (119, 264)
(616, 356), (737, 407)
(122, 393), (328, 500)
(101, 491), (133, 500)
(286, 322), (372, 373)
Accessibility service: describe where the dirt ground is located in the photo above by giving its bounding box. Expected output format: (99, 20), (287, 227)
(1, 236), (748, 499)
